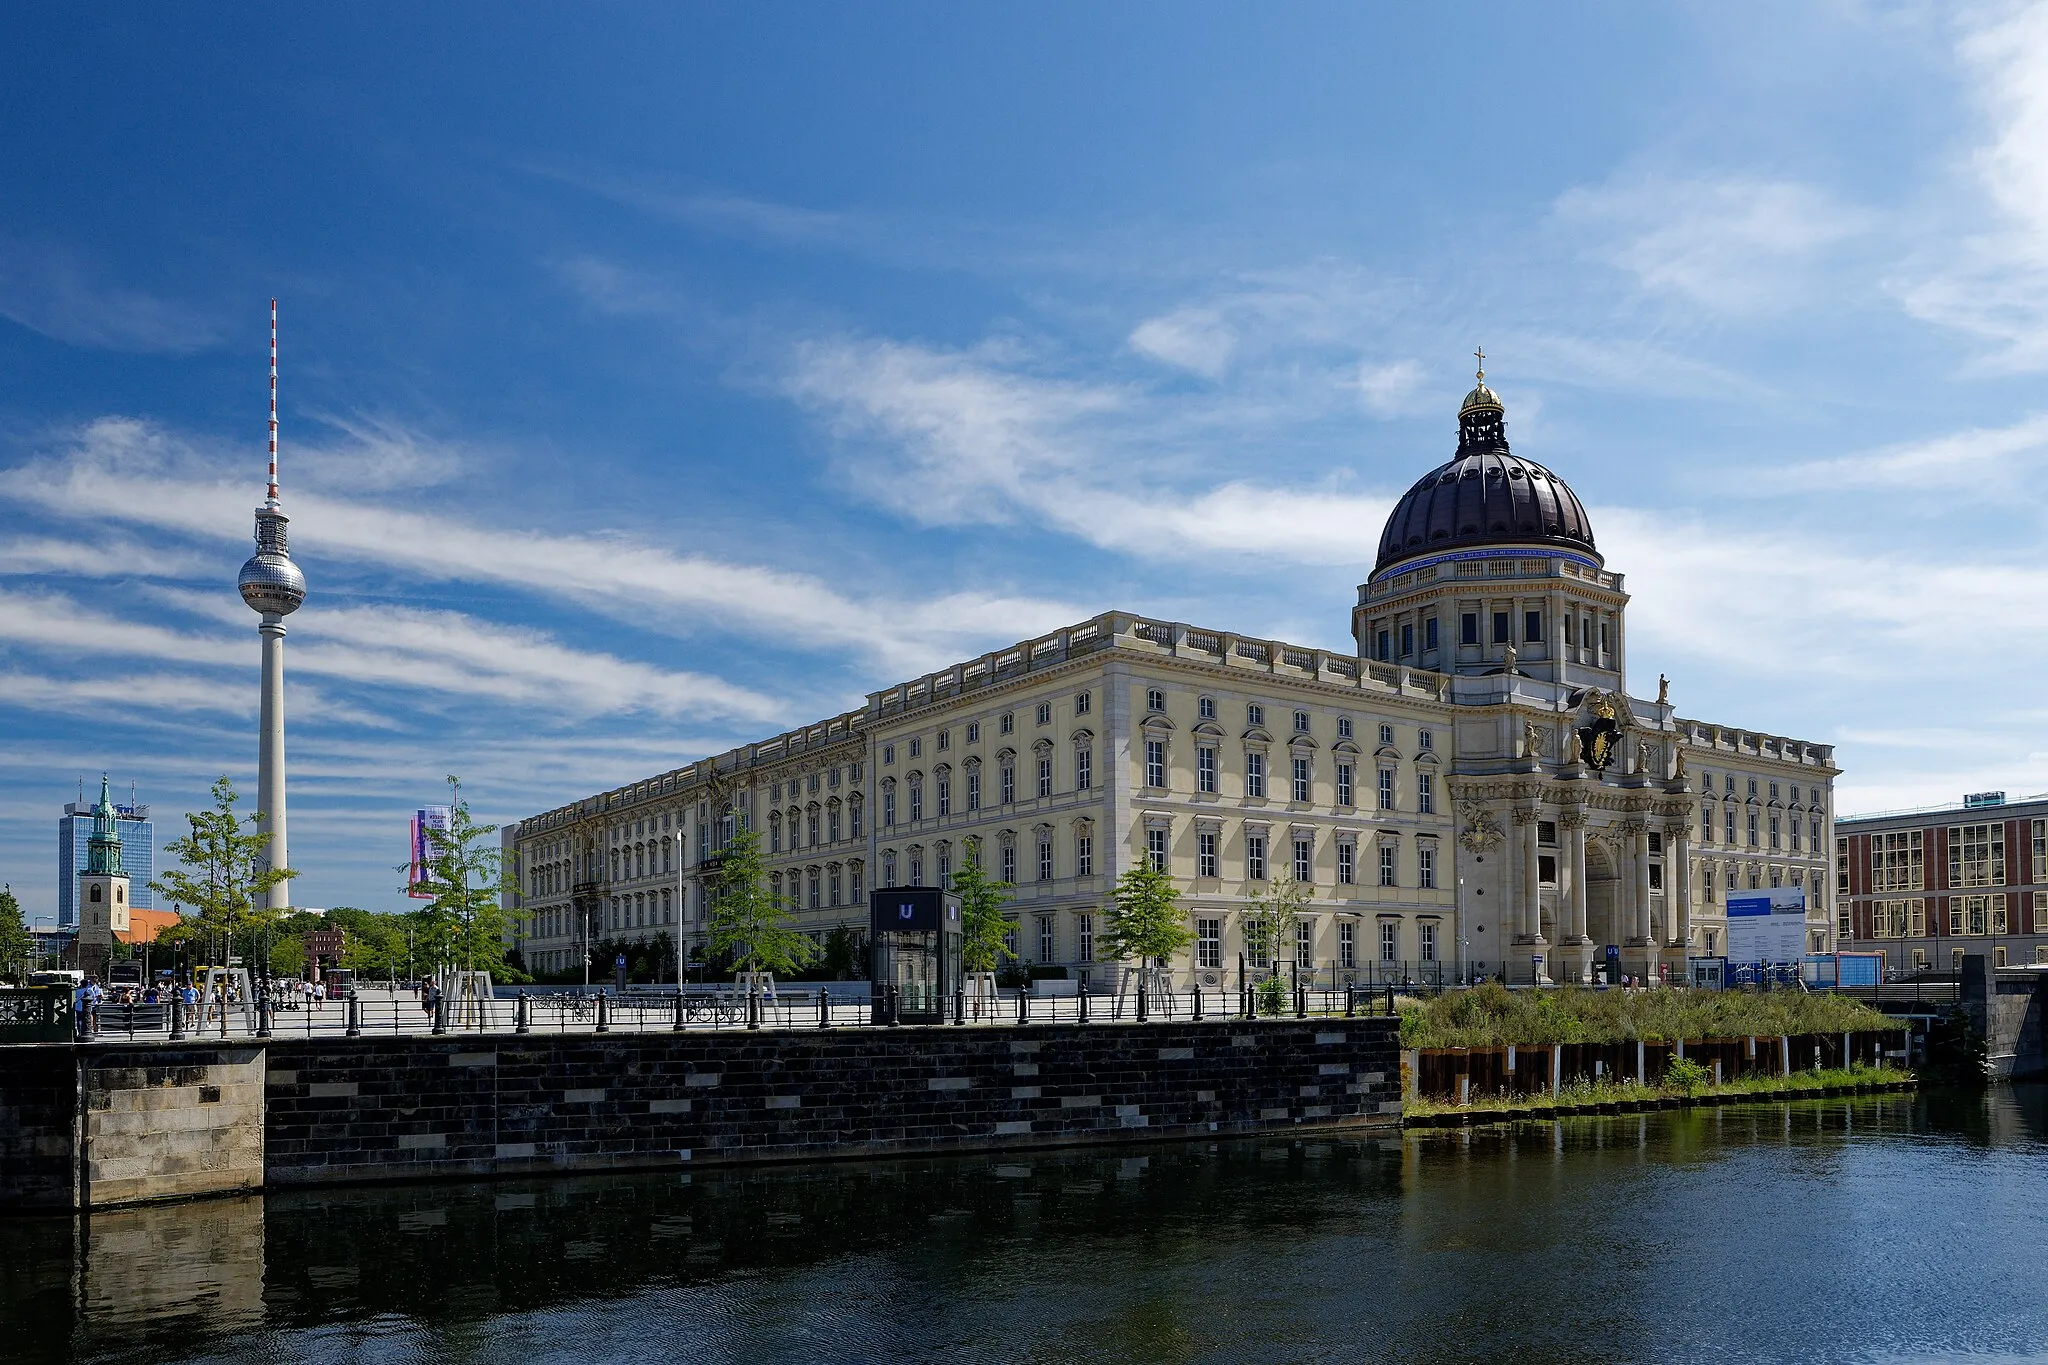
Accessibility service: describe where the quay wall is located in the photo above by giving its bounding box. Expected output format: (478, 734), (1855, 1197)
(0, 1017), (1401, 1210)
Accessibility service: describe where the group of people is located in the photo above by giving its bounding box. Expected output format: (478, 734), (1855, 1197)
(68, 973), (348, 1034)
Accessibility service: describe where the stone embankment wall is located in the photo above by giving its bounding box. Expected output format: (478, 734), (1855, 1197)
(1961, 956), (2045, 1080)
(0, 1017), (1400, 1210)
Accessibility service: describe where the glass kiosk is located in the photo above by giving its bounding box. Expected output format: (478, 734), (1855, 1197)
(869, 886), (963, 1024)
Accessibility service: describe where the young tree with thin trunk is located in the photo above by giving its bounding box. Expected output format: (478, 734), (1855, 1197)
(705, 826), (817, 978)
(952, 847), (1015, 974)
(151, 777), (297, 971)
(1245, 876), (1311, 1014)
(0, 884), (30, 982)
(1098, 864), (1194, 967)
(404, 776), (515, 979)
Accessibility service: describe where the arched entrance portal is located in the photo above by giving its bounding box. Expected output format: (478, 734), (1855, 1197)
(1585, 838), (1623, 978)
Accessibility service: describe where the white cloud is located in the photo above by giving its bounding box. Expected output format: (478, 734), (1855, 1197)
(0, 239), (221, 353)
(1354, 359), (1425, 416)
(1129, 308), (1235, 379)
(4, 416), (1087, 676)
(1555, 175), (1872, 312)
(1761, 412), (2048, 496)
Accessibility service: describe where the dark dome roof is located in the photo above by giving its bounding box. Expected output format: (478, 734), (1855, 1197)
(1373, 380), (1597, 576)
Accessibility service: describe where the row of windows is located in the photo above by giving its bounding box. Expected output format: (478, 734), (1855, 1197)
(1148, 825), (1437, 889)
(1694, 863), (1828, 903)
(880, 696), (1091, 767)
(1836, 820), (2048, 895)
(1699, 803), (1824, 852)
(768, 863), (869, 910)
(768, 797), (864, 852)
(1702, 774), (1821, 805)
(1366, 605), (1616, 663)
(767, 763), (862, 802)
(1144, 741), (1434, 811)
(1144, 691), (1426, 751)
(879, 749), (1086, 825)
(1864, 894), (2045, 938)
(1198, 915), (1440, 970)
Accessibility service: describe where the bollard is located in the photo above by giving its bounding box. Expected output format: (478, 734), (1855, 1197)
(1137, 979), (1149, 1022)
(169, 996), (185, 1040)
(954, 987), (966, 1025)
(345, 991), (361, 1038)
(595, 992), (611, 1033)
(517, 993), (532, 1035)
(818, 987), (831, 1029)
(747, 989), (761, 1031)
(1193, 984), (1203, 1020)
(1385, 984), (1395, 1017)
(433, 993), (449, 1035)
(672, 990), (686, 1033)
(886, 984), (900, 1027)
(1345, 986), (1356, 1018)
(256, 992), (273, 1039)
(1078, 987), (1090, 1024)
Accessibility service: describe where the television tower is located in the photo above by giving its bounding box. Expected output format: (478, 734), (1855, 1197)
(236, 300), (305, 908)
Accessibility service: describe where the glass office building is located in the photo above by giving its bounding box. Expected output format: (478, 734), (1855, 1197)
(56, 798), (154, 927)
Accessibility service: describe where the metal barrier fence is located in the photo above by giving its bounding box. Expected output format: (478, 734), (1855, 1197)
(46, 981), (1410, 1042)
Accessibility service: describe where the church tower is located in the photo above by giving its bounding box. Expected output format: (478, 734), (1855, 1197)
(76, 774), (130, 979)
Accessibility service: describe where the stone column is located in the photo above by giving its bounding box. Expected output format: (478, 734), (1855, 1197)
(1562, 811), (1589, 942)
(1629, 821), (1652, 945)
(1670, 827), (1691, 955)
(1513, 808), (1544, 943)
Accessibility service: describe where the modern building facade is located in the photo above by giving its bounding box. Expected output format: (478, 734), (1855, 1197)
(508, 373), (1838, 986)
(1837, 791), (2048, 971)
(57, 790), (152, 928)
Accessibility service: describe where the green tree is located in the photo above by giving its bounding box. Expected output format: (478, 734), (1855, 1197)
(1244, 876), (1310, 977)
(0, 884), (31, 982)
(705, 826), (817, 977)
(404, 777), (515, 979)
(820, 925), (867, 981)
(1098, 864), (1194, 966)
(951, 848), (1016, 974)
(150, 777), (297, 970)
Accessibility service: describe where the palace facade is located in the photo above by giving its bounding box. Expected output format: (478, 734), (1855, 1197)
(506, 373), (1838, 986)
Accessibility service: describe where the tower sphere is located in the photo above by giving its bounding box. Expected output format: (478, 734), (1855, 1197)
(238, 548), (306, 616)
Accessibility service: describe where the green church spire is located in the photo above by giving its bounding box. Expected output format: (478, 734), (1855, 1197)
(85, 774), (123, 877)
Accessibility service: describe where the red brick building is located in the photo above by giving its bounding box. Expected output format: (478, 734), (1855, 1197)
(1837, 792), (2048, 972)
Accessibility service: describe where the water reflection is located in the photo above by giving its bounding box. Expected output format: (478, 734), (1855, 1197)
(9, 1087), (2045, 1365)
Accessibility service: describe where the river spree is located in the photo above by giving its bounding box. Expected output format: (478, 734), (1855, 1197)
(5, 1086), (2045, 1365)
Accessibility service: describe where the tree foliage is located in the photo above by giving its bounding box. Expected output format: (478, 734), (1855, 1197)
(1244, 876), (1311, 977)
(951, 847), (1015, 973)
(1098, 864), (1193, 965)
(403, 776), (514, 978)
(705, 826), (817, 978)
(0, 884), (31, 982)
(149, 777), (297, 969)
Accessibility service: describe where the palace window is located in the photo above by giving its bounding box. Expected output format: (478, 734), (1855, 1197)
(1293, 756), (1311, 802)
(909, 738), (920, 759)
(935, 773), (950, 818)
(1075, 829), (1093, 877)
(1378, 768), (1395, 811)
(1038, 833), (1054, 882)
(1246, 834), (1267, 880)
(1401, 623), (1414, 657)
(1380, 723), (1395, 745)
(1337, 842), (1355, 885)
(1075, 691), (1091, 716)
(1336, 763), (1353, 807)
(1146, 740), (1167, 789)
(1747, 811), (1759, 847)
(883, 789), (897, 828)
(1077, 912), (1094, 963)
(966, 767), (981, 811)
(882, 851), (897, 886)
(1420, 921), (1438, 963)
(936, 843), (951, 883)
(1769, 816), (1781, 850)
(1001, 712), (1014, 735)
(1199, 695), (1216, 720)
(1492, 611), (1510, 645)
(1426, 617), (1439, 651)
(1461, 612), (1479, 646)
(1001, 761), (1016, 804)
(1198, 831), (1218, 878)
(1378, 844), (1397, 887)
(1197, 918), (1221, 970)
(1075, 746), (1092, 790)
(1000, 843), (1016, 882)
(883, 744), (895, 766)
(1037, 753), (1054, 798)
(1148, 828), (1169, 872)
(1036, 702), (1052, 726)
(1247, 703), (1265, 726)
(1148, 688), (1167, 713)
(1417, 771), (1435, 815)
(1198, 746), (1218, 793)
(1246, 752), (1267, 798)
(1039, 917), (1056, 964)
(1296, 921), (1314, 969)
(1339, 922), (1356, 969)
(1294, 836), (1313, 883)
(849, 864), (863, 901)
(1419, 844), (1436, 889)
(1380, 921), (1399, 963)
(907, 782), (923, 823)
(936, 729), (949, 752)
(966, 722), (979, 744)
(1294, 709), (1311, 734)
(1524, 609), (1542, 643)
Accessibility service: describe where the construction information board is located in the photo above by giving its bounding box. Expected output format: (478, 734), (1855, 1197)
(1726, 886), (1807, 964)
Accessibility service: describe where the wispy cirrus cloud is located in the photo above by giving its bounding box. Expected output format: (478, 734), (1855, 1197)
(0, 239), (222, 353)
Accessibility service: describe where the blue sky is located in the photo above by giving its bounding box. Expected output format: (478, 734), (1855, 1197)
(5, 4), (2048, 920)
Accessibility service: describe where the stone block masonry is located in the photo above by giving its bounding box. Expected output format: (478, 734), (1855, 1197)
(0, 1018), (1398, 1207)
(263, 1017), (1401, 1186)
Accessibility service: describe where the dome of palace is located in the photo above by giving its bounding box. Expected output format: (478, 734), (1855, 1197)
(1372, 375), (1597, 576)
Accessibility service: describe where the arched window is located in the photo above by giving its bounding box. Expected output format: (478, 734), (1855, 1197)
(848, 792), (864, 837)
(934, 765), (952, 818)
(908, 773), (924, 822)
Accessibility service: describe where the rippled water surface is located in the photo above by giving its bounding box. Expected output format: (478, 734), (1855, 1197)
(5, 1087), (2045, 1364)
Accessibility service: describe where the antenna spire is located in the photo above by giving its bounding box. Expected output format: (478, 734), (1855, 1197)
(267, 299), (280, 506)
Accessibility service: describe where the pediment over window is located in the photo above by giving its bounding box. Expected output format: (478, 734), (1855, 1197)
(1241, 726), (1272, 744)
(1140, 713), (1176, 732)
(1374, 744), (1402, 761)
(1331, 739), (1360, 756)
(1192, 720), (1226, 739)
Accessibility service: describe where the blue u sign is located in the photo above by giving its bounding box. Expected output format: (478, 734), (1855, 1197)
(897, 903), (915, 920)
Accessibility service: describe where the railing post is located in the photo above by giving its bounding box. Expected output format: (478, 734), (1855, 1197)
(954, 987), (965, 1025)
(345, 991), (361, 1038)
(1137, 978), (1149, 1022)
(516, 993), (532, 1035)
(256, 990), (273, 1038)
(596, 992), (612, 1033)
(1345, 985), (1356, 1018)
(747, 987), (760, 1030)
(886, 984), (900, 1027)
(1078, 986), (1090, 1024)
(1019, 988), (1030, 1024)
(168, 995), (185, 1041)
(433, 993), (449, 1035)
(818, 987), (831, 1029)
(1192, 983), (1203, 1020)
(672, 989), (686, 1033)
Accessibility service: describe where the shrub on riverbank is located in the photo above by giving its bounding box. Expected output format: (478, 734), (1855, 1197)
(1402, 1060), (1908, 1118)
(1398, 983), (1898, 1049)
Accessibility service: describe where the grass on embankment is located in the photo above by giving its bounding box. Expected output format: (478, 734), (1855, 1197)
(1397, 983), (1900, 1050)
(1402, 1061), (1909, 1119)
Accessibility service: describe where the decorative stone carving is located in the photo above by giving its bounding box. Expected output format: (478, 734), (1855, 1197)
(1657, 673), (1670, 705)
(1563, 727), (1583, 765)
(1637, 739), (1654, 773)
(1557, 808), (1589, 830)
(1458, 808), (1504, 853)
(1504, 642), (1518, 675)
(1523, 720), (1544, 760)
(1510, 806), (1542, 826)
